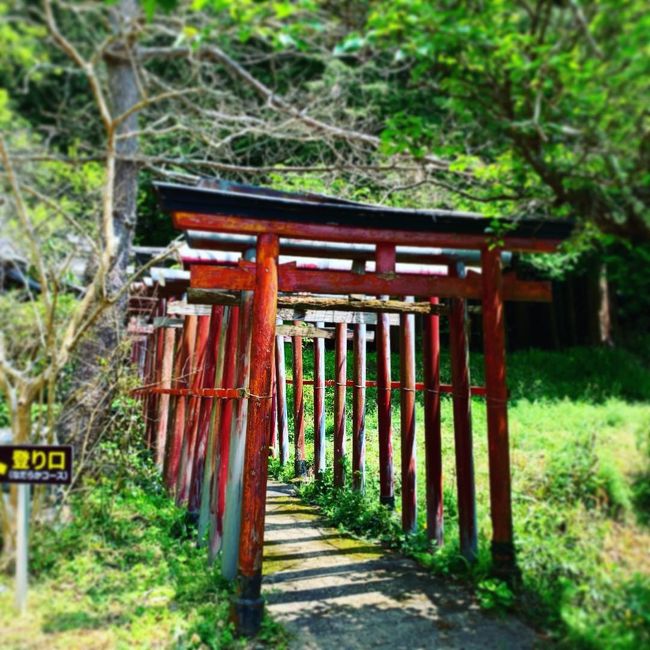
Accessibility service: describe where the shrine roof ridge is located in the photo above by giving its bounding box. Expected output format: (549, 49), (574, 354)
(154, 180), (574, 242)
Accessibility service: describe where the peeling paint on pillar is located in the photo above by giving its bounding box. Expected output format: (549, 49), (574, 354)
(234, 234), (279, 636)
(221, 255), (255, 581)
(165, 315), (197, 493)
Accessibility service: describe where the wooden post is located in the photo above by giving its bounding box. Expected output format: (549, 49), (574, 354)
(165, 315), (197, 492)
(176, 313), (211, 508)
(234, 234), (279, 636)
(198, 306), (228, 544)
(481, 246), (516, 575)
(148, 299), (167, 448)
(189, 306), (224, 513)
(449, 262), (478, 562)
(400, 298), (417, 533)
(221, 266), (254, 581)
(269, 359), (278, 458)
(275, 321), (289, 466)
(334, 322), (347, 487)
(313, 321), (326, 478)
(423, 296), (443, 545)
(376, 243), (395, 508)
(155, 327), (177, 469)
(292, 322), (307, 477)
(210, 305), (240, 562)
(352, 322), (366, 491)
(15, 483), (28, 613)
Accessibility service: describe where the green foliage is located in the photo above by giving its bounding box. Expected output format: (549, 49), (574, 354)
(0, 416), (286, 648)
(275, 341), (650, 648)
(355, 0), (649, 237)
(476, 579), (515, 612)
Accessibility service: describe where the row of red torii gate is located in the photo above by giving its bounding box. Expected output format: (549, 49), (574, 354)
(128, 180), (572, 635)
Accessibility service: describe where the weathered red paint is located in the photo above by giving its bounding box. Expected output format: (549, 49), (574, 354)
(191, 264), (551, 302)
(212, 305), (240, 556)
(269, 358), (278, 458)
(274, 328), (289, 465)
(449, 263), (478, 562)
(173, 211), (562, 253)
(481, 246), (516, 573)
(147, 300), (167, 447)
(334, 322), (347, 487)
(155, 326), (177, 469)
(292, 323), (306, 477)
(141, 332), (155, 446)
(282, 378), (486, 395)
(376, 244), (395, 508)
(235, 234), (279, 625)
(399, 302), (417, 533)
(423, 296), (443, 545)
(176, 313), (211, 506)
(189, 306), (224, 512)
(165, 315), (198, 491)
(352, 323), (366, 491)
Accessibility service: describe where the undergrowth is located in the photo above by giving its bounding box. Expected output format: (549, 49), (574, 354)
(269, 342), (650, 649)
(0, 408), (286, 649)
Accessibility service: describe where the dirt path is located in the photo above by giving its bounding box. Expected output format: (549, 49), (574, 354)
(263, 482), (539, 650)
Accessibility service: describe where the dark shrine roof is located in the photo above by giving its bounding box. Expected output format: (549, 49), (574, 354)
(155, 180), (573, 242)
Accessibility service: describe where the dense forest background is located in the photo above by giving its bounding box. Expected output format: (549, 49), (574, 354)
(1, 0), (648, 352)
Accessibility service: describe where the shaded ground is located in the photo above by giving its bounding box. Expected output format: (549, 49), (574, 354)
(263, 482), (539, 649)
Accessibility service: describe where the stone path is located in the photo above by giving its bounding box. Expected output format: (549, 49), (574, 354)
(263, 482), (539, 650)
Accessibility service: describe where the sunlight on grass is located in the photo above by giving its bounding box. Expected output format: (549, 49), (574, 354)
(271, 343), (650, 648)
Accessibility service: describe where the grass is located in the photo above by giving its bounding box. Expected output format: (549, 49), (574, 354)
(269, 337), (650, 648)
(0, 438), (286, 649)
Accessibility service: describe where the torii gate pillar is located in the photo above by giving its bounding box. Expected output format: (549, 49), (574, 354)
(232, 233), (279, 635)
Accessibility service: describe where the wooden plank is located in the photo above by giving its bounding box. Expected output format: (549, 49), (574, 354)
(168, 301), (213, 317)
(189, 287), (447, 314)
(277, 324), (333, 339)
(275, 324), (375, 341)
(153, 316), (184, 328)
(277, 309), (399, 325)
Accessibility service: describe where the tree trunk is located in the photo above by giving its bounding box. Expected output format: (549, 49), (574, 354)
(586, 261), (613, 346)
(1, 393), (32, 570)
(58, 0), (141, 447)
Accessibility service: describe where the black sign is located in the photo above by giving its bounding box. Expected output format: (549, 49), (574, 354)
(0, 445), (73, 485)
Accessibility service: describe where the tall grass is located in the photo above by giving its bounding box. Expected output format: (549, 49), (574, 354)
(270, 340), (650, 648)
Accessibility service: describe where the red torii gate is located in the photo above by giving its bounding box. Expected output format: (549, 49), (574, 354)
(152, 181), (572, 635)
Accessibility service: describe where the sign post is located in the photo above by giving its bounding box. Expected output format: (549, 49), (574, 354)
(0, 445), (73, 613)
